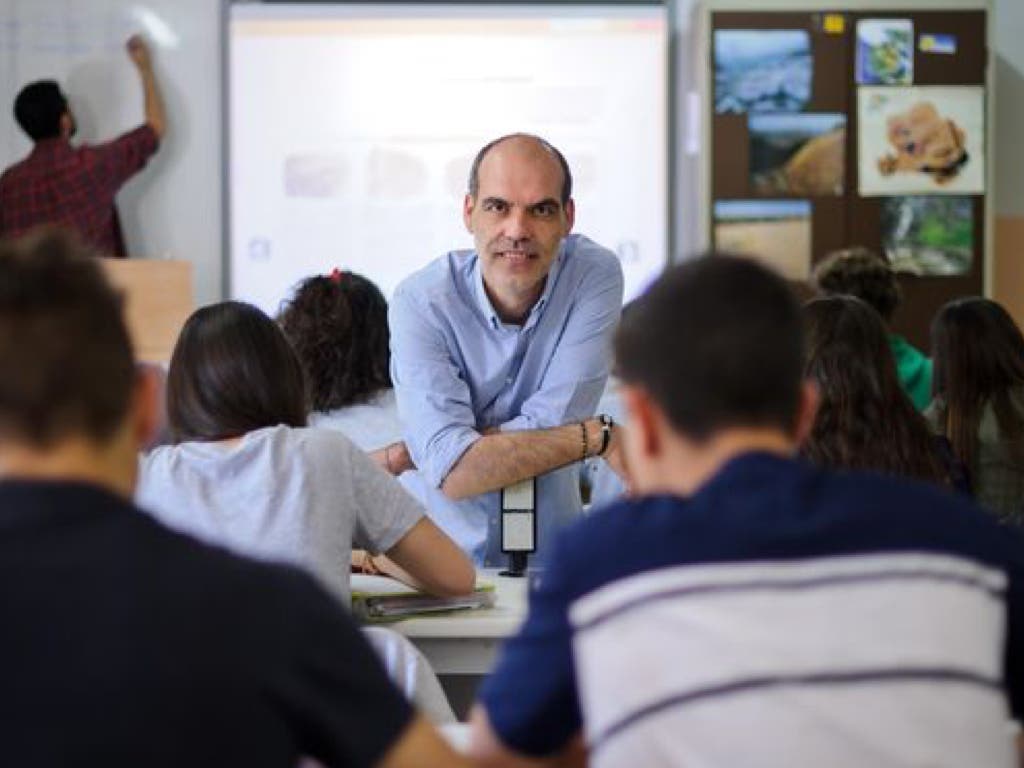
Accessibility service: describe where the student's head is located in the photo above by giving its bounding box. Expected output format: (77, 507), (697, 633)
(614, 254), (813, 491)
(931, 298), (1024, 467)
(13, 80), (75, 142)
(278, 270), (391, 412)
(801, 295), (945, 482)
(167, 301), (307, 442)
(464, 134), (575, 320)
(811, 246), (901, 323)
(0, 229), (157, 495)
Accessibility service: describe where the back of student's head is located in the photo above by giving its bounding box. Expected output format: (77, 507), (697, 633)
(931, 298), (1024, 467)
(812, 246), (901, 322)
(802, 295), (945, 482)
(932, 298), (1024, 404)
(14, 81), (67, 141)
(167, 301), (306, 442)
(0, 229), (134, 447)
(615, 254), (803, 440)
(278, 270), (391, 411)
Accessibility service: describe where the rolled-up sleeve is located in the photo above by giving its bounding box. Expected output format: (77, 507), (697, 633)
(94, 124), (160, 191)
(501, 251), (624, 432)
(390, 284), (481, 489)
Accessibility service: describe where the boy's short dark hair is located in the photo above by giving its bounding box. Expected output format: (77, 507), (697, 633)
(811, 246), (901, 322)
(167, 301), (307, 442)
(615, 254), (804, 441)
(0, 229), (135, 446)
(14, 81), (68, 141)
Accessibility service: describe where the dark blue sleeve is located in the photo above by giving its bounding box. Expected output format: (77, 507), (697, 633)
(478, 534), (582, 756)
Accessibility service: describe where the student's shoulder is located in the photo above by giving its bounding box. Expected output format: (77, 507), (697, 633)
(275, 424), (367, 466)
(814, 465), (1024, 562)
(551, 495), (692, 589)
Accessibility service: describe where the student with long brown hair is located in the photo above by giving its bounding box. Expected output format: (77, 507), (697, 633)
(136, 301), (474, 602)
(928, 298), (1024, 524)
(801, 295), (956, 487)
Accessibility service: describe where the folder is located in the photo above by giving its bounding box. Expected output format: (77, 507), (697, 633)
(351, 574), (496, 622)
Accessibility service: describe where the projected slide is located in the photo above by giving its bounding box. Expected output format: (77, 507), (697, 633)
(229, 4), (667, 314)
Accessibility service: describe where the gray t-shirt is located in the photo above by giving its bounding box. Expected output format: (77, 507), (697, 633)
(136, 424), (424, 604)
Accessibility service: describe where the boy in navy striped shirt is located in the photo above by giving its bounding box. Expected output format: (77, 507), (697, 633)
(470, 254), (1024, 768)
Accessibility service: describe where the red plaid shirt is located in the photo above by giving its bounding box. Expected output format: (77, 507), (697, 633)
(0, 124), (159, 257)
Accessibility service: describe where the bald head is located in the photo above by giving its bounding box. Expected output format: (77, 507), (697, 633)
(467, 133), (573, 205)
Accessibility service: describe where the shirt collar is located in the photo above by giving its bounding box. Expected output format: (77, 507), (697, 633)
(29, 138), (73, 158)
(471, 240), (567, 331)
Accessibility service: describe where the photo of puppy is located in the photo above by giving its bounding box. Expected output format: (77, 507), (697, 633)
(878, 101), (968, 184)
(858, 86), (984, 196)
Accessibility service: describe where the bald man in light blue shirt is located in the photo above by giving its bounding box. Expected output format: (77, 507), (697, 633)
(389, 134), (624, 565)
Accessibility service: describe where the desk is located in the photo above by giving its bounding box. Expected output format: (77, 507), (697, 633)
(388, 569), (528, 675)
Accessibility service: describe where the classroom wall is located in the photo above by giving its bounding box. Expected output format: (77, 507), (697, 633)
(2, 1), (1016, 313)
(992, 0), (1024, 324)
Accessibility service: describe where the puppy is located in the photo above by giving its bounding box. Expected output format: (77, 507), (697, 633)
(878, 100), (969, 184)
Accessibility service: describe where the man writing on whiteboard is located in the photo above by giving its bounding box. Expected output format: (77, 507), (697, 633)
(0, 35), (165, 257)
(388, 133), (626, 566)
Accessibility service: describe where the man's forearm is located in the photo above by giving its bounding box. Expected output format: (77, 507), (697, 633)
(441, 419), (604, 500)
(139, 66), (166, 139)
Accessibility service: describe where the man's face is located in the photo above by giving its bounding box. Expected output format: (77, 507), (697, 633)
(464, 138), (574, 318)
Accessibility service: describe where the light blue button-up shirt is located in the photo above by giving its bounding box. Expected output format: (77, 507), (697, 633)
(390, 234), (624, 566)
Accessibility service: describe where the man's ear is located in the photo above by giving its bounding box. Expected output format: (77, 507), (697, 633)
(463, 194), (475, 234)
(132, 364), (165, 451)
(793, 379), (820, 446)
(621, 384), (661, 459)
(564, 197), (576, 233)
(59, 112), (73, 140)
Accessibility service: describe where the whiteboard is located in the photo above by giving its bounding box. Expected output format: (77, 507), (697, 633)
(0, 0), (222, 305)
(229, 3), (668, 314)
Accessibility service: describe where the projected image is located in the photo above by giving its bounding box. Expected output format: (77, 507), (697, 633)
(714, 199), (812, 280)
(858, 86), (985, 196)
(856, 19), (914, 85)
(749, 113), (846, 196)
(230, 5), (668, 312)
(881, 196), (973, 276)
(714, 30), (812, 114)
(284, 154), (351, 198)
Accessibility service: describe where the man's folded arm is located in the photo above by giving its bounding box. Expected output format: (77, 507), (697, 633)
(440, 420), (607, 501)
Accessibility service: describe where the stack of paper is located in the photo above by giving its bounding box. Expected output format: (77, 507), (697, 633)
(351, 574), (496, 622)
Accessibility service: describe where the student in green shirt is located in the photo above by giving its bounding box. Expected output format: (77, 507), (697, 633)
(811, 247), (932, 410)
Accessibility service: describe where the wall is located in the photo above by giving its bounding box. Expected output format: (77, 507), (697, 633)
(991, 0), (1024, 322)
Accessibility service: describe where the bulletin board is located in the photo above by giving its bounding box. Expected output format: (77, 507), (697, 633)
(708, 8), (988, 348)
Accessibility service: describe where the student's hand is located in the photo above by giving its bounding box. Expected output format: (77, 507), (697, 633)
(384, 441), (415, 475)
(368, 441), (415, 475)
(126, 35), (153, 71)
(351, 549), (384, 575)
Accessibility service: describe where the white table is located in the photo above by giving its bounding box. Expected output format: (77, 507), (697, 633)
(387, 569), (529, 675)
